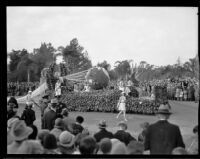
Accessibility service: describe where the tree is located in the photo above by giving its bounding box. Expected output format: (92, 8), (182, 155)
(114, 60), (132, 80)
(62, 38), (92, 73)
(17, 54), (39, 84)
(97, 60), (111, 71)
(8, 49), (29, 72)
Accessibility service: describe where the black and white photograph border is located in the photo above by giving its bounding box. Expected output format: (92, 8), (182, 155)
(3, 0), (199, 157)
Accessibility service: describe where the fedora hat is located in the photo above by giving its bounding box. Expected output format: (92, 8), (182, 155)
(59, 131), (75, 147)
(98, 120), (107, 128)
(118, 121), (127, 129)
(10, 120), (33, 141)
(156, 104), (172, 115)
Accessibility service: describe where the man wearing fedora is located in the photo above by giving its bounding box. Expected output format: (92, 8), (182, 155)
(144, 104), (185, 154)
(93, 120), (113, 143)
(43, 98), (58, 130)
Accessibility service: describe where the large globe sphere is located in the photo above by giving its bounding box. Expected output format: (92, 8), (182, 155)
(85, 67), (110, 90)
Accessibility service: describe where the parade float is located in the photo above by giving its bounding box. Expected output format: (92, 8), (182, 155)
(17, 58), (167, 115)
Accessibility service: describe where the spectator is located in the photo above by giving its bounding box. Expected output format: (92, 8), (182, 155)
(56, 95), (67, 117)
(187, 125), (198, 154)
(110, 140), (127, 154)
(43, 99), (58, 130)
(58, 131), (75, 154)
(7, 117), (20, 145)
(28, 124), (38, 140)
(172, 147), (188, 155)
(16, 140), (44, 154)
(21, 102), (36, 126)
(127, 140), (144, 154)
(98, 138), (112, 154)
(37, 129), (50, 147)
(79, 136), (98, 154)
(7, 96), (19, 120)
(39, 93), (50, 129)
(144, 104), (185, 154)
(183, 88), (188, 101)
(7, 120), (33, 154)
(93, 120), (113, 143)
(114, 121), (136, 145)
(62, 108), (76, 133)
(42, 133), (61, 154)
(50, 118), (64, 141)
(73, 132), (90, 154)
(138, 122), (150, 143)
(72, 116), (84, 135)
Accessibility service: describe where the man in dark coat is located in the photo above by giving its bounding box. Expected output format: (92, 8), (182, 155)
(21, 102), (36, 126)
(114, 121), (136, 145)
(56, 96), (67, 118)
(94, 120), (113, 143)
(144, 104), (185, 154)
(39, 93), (50, 129)
(43, 99), (57, 130)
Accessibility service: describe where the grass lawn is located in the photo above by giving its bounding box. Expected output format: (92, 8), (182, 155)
(16, 100), (198, 147)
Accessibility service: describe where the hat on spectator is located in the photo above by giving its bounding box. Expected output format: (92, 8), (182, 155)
(43, 133), (57, 149)
(156, 104), (172, 115)
(8, 96), (18, 108)
(74, 132), (89, 147)
(172, 147), (188, 154)
(7, 117), (19, 129)
(110, 141), (127, 154)
(98, 120), (107, 128)
(193, 125), (198, 134)
(99, 138), (112, 154)
(59, 131), (75, 147)
(140, 122), (150, 129)
(54, 118), (64, 129)
(127, 140), (144, 154)
(28, 90), (32, 93)
(10, 120), (33, 141)
(16, 140), (43, 154)
(118, 121), (128, 130)
(37, 129), (50, 141)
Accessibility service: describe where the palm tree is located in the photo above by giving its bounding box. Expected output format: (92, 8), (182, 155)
(17, 54), (38, 89)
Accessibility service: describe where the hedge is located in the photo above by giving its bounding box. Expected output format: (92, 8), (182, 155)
(61, 89), (159, 115)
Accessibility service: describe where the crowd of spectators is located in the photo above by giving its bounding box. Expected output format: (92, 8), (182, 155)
(7, 95), (198, 155)
(139, 78), (199, 102)
(7, 82), (40, 96)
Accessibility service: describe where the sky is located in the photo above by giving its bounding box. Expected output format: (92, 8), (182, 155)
(7, 7), (198, 68)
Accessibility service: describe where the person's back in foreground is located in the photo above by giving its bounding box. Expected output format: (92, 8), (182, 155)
(144, 104), (185, 154)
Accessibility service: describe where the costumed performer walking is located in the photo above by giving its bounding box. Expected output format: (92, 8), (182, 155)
(116, 92), (127, 121)
(55, 79), (62, 98)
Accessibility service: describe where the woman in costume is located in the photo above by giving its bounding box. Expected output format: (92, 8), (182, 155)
(55, 79), (62, 98)
(116, 92), (127, 121)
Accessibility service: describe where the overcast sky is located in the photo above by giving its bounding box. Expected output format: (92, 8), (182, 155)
(7, 7), (198, 68)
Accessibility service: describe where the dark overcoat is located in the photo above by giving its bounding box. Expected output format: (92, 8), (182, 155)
(43, 109), (57, 130)
(144, 120), (185, 154)
(94, 128), (114, 143)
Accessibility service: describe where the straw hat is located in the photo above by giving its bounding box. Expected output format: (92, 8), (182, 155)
(59, 131), (75, 147)
(10, 120), (33, 141)
(156, 104), (172, 115)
